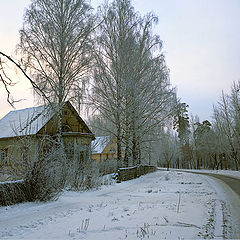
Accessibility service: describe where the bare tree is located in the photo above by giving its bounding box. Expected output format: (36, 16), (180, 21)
(0, 51), (50, 107)
(124, 43), (175, 166)
(91, 0), (175, 167)
(212, 81), (240, 170)
(159, 131), (179, 170)
(17, 0), (95, 139)
(90, 0), (138, 166)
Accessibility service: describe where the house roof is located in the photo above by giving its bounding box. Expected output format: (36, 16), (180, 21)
(91, 136), (111, 154)
(0, 101), (94, 139)
(0, 105), (53, 139)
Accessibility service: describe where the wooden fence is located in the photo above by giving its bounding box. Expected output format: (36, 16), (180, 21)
(116, 165), (157, 182)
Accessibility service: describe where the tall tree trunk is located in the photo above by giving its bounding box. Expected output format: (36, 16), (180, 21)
(117, 120), (122, 168)
(232, 151), (239, 170)
(132, 118), (138, 166)
(123, 130), (130, 167)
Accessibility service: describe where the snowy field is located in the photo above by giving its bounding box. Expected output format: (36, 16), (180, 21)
(0, 170), (236, 239)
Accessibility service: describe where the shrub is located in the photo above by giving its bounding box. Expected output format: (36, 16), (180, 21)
(0, 180), (28, 206)
(25, 145), (66, 202)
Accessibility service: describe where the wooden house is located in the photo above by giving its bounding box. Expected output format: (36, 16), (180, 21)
(91, 136), (124, 162)
(0, 101), (95, 170)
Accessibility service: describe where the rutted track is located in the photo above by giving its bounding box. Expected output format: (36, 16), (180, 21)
(182, 170), (240, 239)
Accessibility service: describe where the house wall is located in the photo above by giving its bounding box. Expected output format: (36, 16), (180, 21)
(0, 138), (13, 166)
(0, 137), (37, 169)
(92, 139), (124, 162)
(62, 107), (89, 133)
(0, 103), (94, 172)
(92, 153), (115, 162)
(38, 104), (89, 135)
(63, 135), (92, 168)
(0, 135), (92, 173)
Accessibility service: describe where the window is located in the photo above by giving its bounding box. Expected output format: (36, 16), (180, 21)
(21, 146), (30, 161)
(63, 110), (70, 116)
(0, 149), (8, 165)
(62, 124), (72, 132)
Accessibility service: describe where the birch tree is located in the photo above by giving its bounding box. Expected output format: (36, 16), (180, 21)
(91, 0), (138, 166)
(18, 0), (95, 138)
(212, 81), (240, 170)
(125, 39), (175, 166)
(91, 0), (175, 167)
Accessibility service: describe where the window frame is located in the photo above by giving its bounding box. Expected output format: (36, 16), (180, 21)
(0, 148), (8, 165)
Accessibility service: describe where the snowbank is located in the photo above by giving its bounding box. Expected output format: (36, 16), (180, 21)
(0, 170), (234, 239)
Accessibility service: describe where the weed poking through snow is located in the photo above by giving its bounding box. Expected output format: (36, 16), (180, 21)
(136, 223), (156, 239)
(177, 192), (181, 213)
(79, 218), (90, 232)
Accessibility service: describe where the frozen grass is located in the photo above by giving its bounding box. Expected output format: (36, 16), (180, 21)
(0, 170), (235, 239)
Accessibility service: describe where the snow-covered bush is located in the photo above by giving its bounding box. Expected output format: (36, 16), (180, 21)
(97, 159), (118, 175)
(0, 180), (29, 206)
(1, 135), (118, 204)
(0, 135), (67, 204)
(24, 144), (66, 202)
(68, 159), (118, 191)
(69, 160), (102, 191)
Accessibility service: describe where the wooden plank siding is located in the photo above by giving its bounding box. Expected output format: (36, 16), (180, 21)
(0, 101), (95, 171)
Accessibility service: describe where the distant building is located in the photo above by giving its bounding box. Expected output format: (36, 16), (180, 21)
(0, 101), (95, 171)
(91, 136), (124, 162)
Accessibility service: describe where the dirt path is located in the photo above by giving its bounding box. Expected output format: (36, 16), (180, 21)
(184, 171), (240, 239)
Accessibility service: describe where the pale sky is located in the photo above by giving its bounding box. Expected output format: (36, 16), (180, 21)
(0, 0), (239, 121)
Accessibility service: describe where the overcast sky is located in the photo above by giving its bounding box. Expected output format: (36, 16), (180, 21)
(0, 0), (239, 121)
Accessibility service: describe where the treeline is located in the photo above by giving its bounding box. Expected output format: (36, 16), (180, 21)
(157, 81), (240, 171)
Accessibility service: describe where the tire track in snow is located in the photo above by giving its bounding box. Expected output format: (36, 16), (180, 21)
(198, 173), (240, 239)
(181, 171), (239, 239)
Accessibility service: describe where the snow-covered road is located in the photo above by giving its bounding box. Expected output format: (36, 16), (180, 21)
(0, 170), (236, 239)
(186, 171), (240, 239)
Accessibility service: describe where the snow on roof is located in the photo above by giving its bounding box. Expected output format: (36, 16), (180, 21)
(91, 136), (111, 154)
(0, 105), (54, 139)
